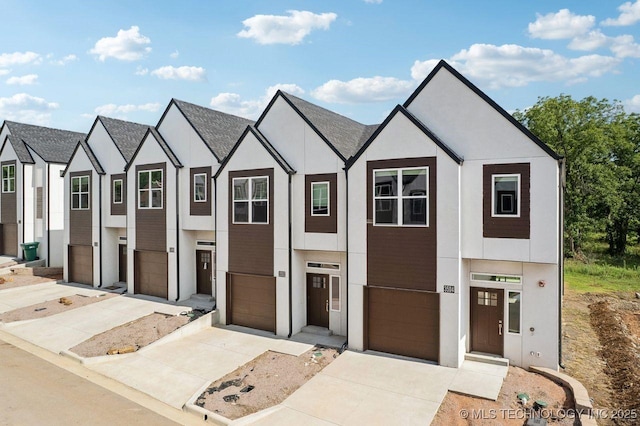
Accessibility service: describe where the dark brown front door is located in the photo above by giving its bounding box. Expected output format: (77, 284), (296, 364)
(118, 244), (127, 283)
(307, 273), (329, 328)
(471, 287), (504, 356)
(196, 250), (212, 294)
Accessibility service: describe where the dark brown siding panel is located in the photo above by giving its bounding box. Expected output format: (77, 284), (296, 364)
(135, 163), (166, 252)
(305, 173), (337, 233)
(483, 163), (530, 239)
(366, 158), (437, 292)
(110, 173), (126, 216)
(228, 168), (274, 276)
(36, 187), (43, 219)
(1, 160), (17, 224)
(367, 287), (439, 362)
(190, 166), (212, 216)
(228, 273), (276, 333)
(69, 171), (92, 246)
(1, 224), (17, 256)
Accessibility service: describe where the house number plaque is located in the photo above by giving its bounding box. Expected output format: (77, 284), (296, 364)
(443, 285), (455, 293)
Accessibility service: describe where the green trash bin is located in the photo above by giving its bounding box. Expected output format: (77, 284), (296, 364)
(21, 242), (39, 261)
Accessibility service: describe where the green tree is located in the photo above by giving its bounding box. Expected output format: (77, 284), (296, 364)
(513, 95), (630, 255)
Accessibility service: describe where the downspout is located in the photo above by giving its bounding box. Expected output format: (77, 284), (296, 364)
(46, 163), (50, 267)
(212, 174), (217, 303)
(287, 173), (293, 338)
(558, 158), (566, 369)
(98, 174), (103, 287)
(344, 166), (349, 348)
(175, 167), (181, 302)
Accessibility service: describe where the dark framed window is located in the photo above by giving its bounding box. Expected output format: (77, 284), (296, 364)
(71, 176), (89, 210)
(233, 176), (268, 224)
(2, 164), (15, 193)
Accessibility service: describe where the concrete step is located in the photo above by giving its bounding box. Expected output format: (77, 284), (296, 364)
(189, 293), (214, 302)
(465, 352), (509, 367)
(182, 294), (216, 312)
(301, 325), (332, 336)
(102, 282), (127, 294)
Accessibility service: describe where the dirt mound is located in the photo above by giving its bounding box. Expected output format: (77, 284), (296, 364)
(589, 300), (640, 413)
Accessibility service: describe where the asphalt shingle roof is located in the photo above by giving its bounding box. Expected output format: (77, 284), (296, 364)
(2, 121), (86, 164)
(279, 92), (379, 160)
(98, 116), (151, 162)
(172, 99), (254, 161)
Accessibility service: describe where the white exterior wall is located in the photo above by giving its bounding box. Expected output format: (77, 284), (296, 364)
(347, 112), (462, 368)
(216, 132), (290, 336)
(126, 133), (179, 300)
(48, 163), (66, 267)
(62, 148), (101, 283)
(258, 97), (347, 252)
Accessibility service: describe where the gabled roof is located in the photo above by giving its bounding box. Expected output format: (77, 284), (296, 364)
(2, 134), (34, 163)
(62, 140), (105, 176)
(0, 121), (86, 164)
(347, 105), (463, 169)
(125, 126), (182, 171)
(215, 125), (295, 179)
(255, 91), (378, 162)
(95, 116), (151, 163)
(157, 99), (254, 162)
(404, 60), (561, 160)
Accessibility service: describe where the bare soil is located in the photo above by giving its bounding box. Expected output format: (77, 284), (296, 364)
(433, 366), (576, 425)
(195, 346), (338, 420)
(563, 291), (640, 425)
(69, 312), (190, 357)
(0, 274), (59, 290)
(0, 293), (117, 323)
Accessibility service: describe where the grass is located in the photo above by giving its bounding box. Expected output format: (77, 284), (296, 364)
(565, 259), (640, 293)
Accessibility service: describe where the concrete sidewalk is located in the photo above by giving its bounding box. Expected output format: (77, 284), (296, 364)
(0, 283), (507, 425)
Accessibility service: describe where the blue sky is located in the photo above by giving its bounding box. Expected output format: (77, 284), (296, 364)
(1, 0), (639, 132)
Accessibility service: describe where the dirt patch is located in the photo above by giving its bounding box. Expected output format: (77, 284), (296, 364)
(69, 312), (190, 357)
(589, 300), (640, 413)
(433, 366), (576, 425)
(195, 346), (338, 420)
(0, 293), (117, 323)
(0, 274), (58, 290)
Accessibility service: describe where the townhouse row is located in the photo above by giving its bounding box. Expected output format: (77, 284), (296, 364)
(0, 61), (564, 370)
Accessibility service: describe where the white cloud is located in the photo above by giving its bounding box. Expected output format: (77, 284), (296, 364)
(6, 74), (38, 85)
(150, 65), (206, 81)
(568, 30), (640, 58)
(93, 102), (161, 118)
(568, 30), (609, 50)
(0, 70), (9, 76)
(210, 83), (305, 119)
(51, 54), (77, 65)
(602, 0), (640, 26)
(170, 50), (179, 59)
(610, 34), (640, 58)
(0, 51), (42, 67)
(237, 10), (337, 45)
(311, 76), (414, 103)
(624, 94), (640, 112)
(528, 9), (595, 39)
(411, 44), (621, 89)
(364, 0), (383, 3)
(89, 26), (151, 61)
(0, 93), (58, 125)
(135, 66), (148, 76)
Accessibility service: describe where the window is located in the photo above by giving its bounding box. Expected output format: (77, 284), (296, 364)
(508, 291), (521, 334)
(330, 276), (341, 311)
(471, 273), (522, 284)
(373, 167), (428, 226)
(306, 262), (340, 270)
(194, 173), (207, 203)
(71, 176), (89, 210)
(138, 169), (163, 209)
(233, 176), (268, 224)
(311, 182), (329, 216)
(2, 164), (15, 193)
(477, 290), (498, 306)
(492, 174), (520, 217)
(113, 179), (123, 204)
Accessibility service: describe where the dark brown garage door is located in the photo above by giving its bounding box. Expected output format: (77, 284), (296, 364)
(1, 223), (18, 256)
(227, 273), (276, 333)
(134, 250), (168, 299)
(365, 286), (439, 362)
(68, 245), (93, 285)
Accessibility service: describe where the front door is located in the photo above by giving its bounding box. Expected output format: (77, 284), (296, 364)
(118, 244), (127, 282)
(471, 287), (504, 356)
(307, 273), (329, 328)
(196, 250), (213, 295)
